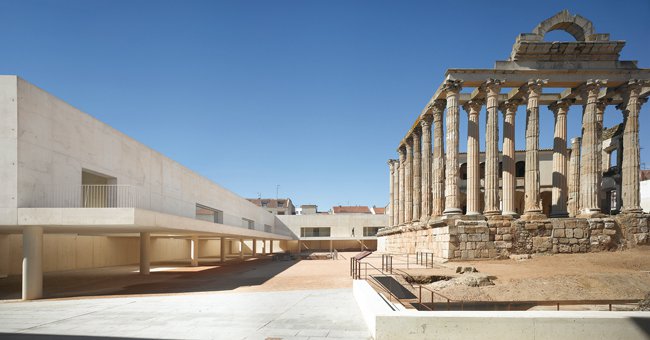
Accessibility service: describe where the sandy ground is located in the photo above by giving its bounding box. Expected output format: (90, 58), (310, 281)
(392, 246), (650, 302)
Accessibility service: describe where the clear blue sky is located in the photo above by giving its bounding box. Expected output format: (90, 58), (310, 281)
(2, 0), (649, 210)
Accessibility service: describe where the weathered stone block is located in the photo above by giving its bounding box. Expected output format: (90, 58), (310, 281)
(553, 228), (565, 238)
(603, 229), (617, 236)
(565, 228), (574, 238)
(574, 228), (584, 239)
(559, 238), (569, 244)
(503, 234), (512, 241)
(532, 237), (551, 251)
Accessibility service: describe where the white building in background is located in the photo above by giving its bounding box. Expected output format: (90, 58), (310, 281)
(0, 76), (297, 300)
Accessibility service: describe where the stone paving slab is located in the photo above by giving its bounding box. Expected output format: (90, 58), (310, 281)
(0, 288), (371, 340)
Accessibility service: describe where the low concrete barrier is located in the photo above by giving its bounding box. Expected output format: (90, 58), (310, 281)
(352, 280), (396, 339)
(374, 310), (650, 340)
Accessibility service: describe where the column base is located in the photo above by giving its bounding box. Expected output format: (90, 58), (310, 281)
(443, 208), (462, 216)
(520, 211), (547, 221)
(621, 208), (643, 214)
(501, 211), (519, 218)
(577, 209), (604, 218)
(484, 210), (502, 217)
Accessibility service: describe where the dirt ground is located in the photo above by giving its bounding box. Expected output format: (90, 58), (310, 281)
(398, 246), (650, 302)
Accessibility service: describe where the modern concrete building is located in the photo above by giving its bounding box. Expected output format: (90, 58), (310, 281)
(247, 198), (296, 216)
(0, 76), (297, 300)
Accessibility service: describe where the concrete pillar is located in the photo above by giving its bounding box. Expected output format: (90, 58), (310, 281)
(431, 100), (446, 217)
(270, 240), (274, 254)
(262, 240), (267, 255)
(549, 100), (571, 217)
(568, 137), (582, 217)
(22, 226), (43, 300)
(619, 80), (646, 213)
(398, 147), (406, 224)
(579, 80), (606, 216)
(420, 116), (433, 220)
(412, 130), (421, 221)
(392, 161), (400, 226)
(443, 80), (463, 216)
(523, 80), (545, 217)
(463, 99), (483, 215)
(388, 160), (396, 227)
(139, 232), (150, 275)
(239, 238), (244, 260)
(220, 237), (226, 263)
(484, 79), (502, 216)
(329, 239), (333, 253)
(0, 235), (9, 279)
(190, 235), (199, 267)
(405, 137), (413, 222)
(501, 99), (520, 216)
(252, 238), (257, 257)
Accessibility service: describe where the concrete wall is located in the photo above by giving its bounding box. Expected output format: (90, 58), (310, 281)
(277, 214), (388, 238)
(641, 180), (650, 213)
(0, 234), (197, 276)
(1, 76), (293, 238)
(374, 311), (650, 340)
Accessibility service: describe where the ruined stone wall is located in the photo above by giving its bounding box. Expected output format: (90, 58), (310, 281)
(378, 214), (649, 260)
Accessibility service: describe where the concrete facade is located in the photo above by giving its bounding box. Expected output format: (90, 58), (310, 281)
(0, 76), (297, 299)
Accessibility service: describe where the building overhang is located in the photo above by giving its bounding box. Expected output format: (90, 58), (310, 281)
(0, 208), (295, 240)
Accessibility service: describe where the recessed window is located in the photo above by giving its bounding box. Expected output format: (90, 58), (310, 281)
(242, 218), (254, 230)
(196, 204), (223, 224)
(264, 224), (273, 233)
(300, 227), (331, 237)
(363, 227), (381, 237)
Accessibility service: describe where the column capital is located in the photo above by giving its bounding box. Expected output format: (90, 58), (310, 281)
(525, 79), (548, 97)
(388, 159), (398, 170)
(548, 99), (573, 114)
(499, 99), (522, 116)
(462, 99), (484, 116)
(398, 145), (406, 161)
(571, 136), (582, 145)
(443, 79), (463, 95)
(428, 99), (447, 116)
(581, 79), (608, 99)
(482, 78), (504, 95)
(420, 114), (433, 128)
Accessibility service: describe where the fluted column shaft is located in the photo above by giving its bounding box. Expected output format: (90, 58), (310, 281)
(524, 80), (545, 216)
(463, 100), (482, 215)
(443, 80), (463, 215)
(620, 80), (646, 213)
(392, 161), (400, 226)
(579, 80), (606, 216)
(549, 100), (570, 217)
(398, 147), (406, 224)
(568, 137), (582, 217)
(431, 101), (446, 217)
(420, 117), (433, 219)
(388, 160), (396, 227)
(484, 80), (502, 215)
(412, 131), (421, 221)
(405, 138), (413, 222)
(501, 100), (519, 216)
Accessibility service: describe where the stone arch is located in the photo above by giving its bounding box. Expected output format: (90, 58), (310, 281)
(532, 10), (595, 42)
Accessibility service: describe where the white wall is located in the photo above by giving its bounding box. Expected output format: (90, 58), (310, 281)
(4, 76), (293, 237)
(0, 76), (18, 226)
(276, 214), (389, 238)
(641, 180), (650, 213)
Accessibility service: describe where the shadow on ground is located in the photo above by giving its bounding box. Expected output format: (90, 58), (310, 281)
(0, 256), (300, 300)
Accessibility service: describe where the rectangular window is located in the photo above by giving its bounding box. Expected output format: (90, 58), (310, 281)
(242, 218), (254, 230)
(300, 227), (331, 237)
(363, 227), (381, 237)
(196, 204), (223, 224)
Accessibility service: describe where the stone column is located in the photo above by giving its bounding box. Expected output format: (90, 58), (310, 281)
(501, 99), (519, 216)
(431, 100), (446, 217)
(22, 226), (43, 300)
(443, 80), (463, 216)
(405, 137), (414, 222)
(393, 160), (400, 226)
(579, 80), (606, 216)
(619, 80), (646, 213)
(412, 130), (421, 221)
(398, 146), (406, 224)
(420, 116), (433, 220)
(463, 99), (483, 215)
(568, 137), (582, 217)
(523, 80), (546, 217)
(139, 232), (150, 275)
(549, 100), (571, 217)
(484, 79), (502, 216)
(388, 160), (396, 227)
(567, 137), (582, 217)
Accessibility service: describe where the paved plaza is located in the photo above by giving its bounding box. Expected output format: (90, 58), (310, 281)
(0, 256), (371, 340)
